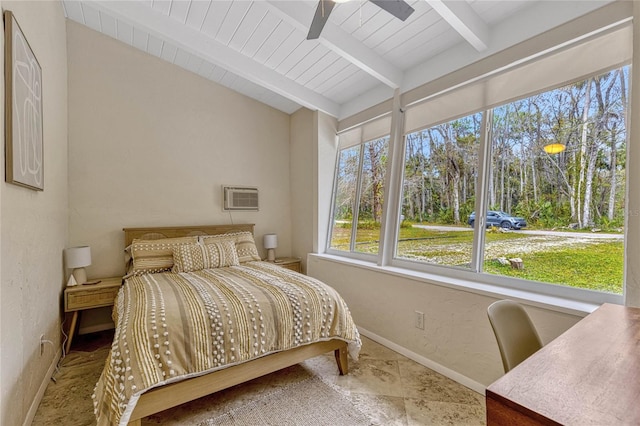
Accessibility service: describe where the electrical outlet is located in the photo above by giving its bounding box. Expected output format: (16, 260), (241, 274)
(415, 311), (425, 330)
(40, 334), (45, 356)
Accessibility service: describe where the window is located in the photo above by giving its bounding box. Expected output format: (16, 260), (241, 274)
(355, 137), (388, 254)
(483, 68), (628, 294)
(327, 19), (631, 302)
(328, 116), (391, 257)
(397, 114), (481, 267)
(396, 65), (629, 295)
(329, 145), (360, 252)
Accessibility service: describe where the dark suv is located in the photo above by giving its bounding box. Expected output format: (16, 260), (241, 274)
(468, 211), (527, 230)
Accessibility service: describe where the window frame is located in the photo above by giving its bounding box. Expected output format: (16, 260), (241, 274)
(326, 135), (391, 262)
(325, 17), (630, 306)
(393, 111), (485, 273)
(390, 65), (629, 305)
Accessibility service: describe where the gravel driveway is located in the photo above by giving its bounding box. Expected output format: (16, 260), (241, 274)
(397, 229), (621, 265)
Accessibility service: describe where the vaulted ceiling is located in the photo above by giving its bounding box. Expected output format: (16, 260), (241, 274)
(62, 0), (613, 119)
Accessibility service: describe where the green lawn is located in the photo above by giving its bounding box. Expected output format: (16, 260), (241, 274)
(483, 243), (623, 293)
(329, 224), (623, 294)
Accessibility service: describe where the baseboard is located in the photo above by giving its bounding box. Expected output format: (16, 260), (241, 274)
(23, 347), (62, 426)
(357, 327), (487, 395)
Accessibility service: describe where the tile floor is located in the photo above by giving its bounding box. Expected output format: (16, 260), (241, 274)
(32, 331), (486, 425)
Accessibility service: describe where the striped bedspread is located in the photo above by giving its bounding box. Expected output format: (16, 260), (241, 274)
(92, 261), (361, 425)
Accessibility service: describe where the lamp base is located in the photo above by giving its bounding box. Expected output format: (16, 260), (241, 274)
(267, 248), (276, 262)
(66, 274), (78, 287)
(72, 267), (87, 285)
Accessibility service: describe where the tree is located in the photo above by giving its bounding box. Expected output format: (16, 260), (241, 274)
(396, 65), (628, 229)
(362, 138), (387, 223)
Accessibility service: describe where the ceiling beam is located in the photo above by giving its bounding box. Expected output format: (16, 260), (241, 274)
(266, 0), (404, 88)
(88, 1), (340, 116)
(425, 0), (489, 52)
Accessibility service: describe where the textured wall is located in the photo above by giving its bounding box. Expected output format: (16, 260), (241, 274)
(307, 256), (582, 387)
(289, 110), (337, 267)
(67, 21), (292, 280)
(290, 108), (314, 272)
(0, 1), (69, 424)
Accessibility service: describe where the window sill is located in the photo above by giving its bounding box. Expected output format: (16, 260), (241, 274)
(309, 253), (609, 317)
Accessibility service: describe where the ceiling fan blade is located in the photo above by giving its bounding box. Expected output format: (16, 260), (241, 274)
(307, 0), (336, 40)
(370, 0), (415, 21)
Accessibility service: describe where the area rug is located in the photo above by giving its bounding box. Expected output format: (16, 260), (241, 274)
(200, 376), (373, 426)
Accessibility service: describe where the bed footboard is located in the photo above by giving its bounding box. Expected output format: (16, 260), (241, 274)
(127, 339), (348, 425)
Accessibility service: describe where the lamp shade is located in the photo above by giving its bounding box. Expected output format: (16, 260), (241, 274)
(263, 234), (278, 249)
(65, 246), (92, 269)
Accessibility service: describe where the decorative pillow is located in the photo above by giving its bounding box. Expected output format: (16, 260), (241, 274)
(172, 241), (239, 273)
(199, 231), (261, 263)
(130, 236), (198, 275)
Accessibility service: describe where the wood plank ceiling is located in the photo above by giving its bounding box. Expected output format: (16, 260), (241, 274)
(62, 0), (613, 119)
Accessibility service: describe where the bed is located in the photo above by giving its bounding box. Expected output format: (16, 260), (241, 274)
(92, 224), (361, 426)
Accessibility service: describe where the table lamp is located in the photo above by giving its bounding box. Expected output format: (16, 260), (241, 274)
(263, 234), (278, 262)
(64, 246), (91, 286)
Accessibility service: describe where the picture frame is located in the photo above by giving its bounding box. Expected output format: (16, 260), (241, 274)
(4, 10), (43, 191)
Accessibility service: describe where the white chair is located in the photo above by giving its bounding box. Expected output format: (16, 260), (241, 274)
(487, 300), (543, 372)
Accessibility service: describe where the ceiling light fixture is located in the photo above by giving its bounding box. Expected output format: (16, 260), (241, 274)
(543, 143), (566, 155)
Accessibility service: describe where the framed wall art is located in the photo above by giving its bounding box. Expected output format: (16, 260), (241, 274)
(4, 10), (43, 191)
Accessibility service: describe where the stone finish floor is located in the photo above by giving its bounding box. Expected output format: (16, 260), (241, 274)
(33, 331), (486, 425)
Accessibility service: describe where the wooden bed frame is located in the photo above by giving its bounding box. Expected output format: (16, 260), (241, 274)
(122, 224), (349, 425)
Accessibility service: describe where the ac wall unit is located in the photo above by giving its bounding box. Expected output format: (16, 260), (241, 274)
(222, 186), (259, 211)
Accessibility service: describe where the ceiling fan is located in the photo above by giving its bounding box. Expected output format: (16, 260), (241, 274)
(307, 0), (415, 40)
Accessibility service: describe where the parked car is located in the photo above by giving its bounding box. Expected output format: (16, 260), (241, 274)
(468, 211), (527, 230)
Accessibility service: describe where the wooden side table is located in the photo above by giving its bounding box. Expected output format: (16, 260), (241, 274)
(64, 276), (122, 353)
(273, 257), (302, 273)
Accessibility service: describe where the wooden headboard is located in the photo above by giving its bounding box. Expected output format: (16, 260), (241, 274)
(123, 224), (255, 247)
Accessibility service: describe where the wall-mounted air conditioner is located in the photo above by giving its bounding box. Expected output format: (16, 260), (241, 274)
(222, 186), (259, 211)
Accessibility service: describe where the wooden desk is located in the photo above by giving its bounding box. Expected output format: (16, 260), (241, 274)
(486, 303), (640, 426)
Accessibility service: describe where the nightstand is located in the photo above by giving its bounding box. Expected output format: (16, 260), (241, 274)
(273, 257), (302, 273)
(64, 276), (122, 353)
